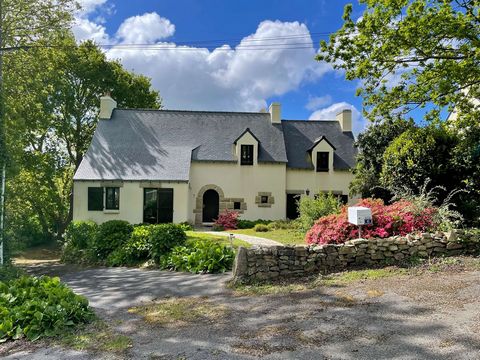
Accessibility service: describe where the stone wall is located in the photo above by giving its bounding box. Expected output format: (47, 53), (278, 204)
(232, 230), (480, 282)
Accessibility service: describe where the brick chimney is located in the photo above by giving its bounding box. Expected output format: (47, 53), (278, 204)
(336, 109), (352, 132)
(269, 102), (281, 123)
(99, 93), (117, 119)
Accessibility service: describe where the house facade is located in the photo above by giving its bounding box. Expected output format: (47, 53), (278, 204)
(73, 95), (357, 225)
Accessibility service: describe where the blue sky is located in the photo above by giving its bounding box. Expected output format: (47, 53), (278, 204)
(74, 0), (368, 133)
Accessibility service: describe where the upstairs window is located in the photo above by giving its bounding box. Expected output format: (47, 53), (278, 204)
(88, 187), (103, 211)
(241, 144), (254, 165)
(105, 187), (120, 210)
(316, 152), (329, 172)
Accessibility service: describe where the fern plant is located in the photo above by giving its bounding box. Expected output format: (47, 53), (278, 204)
(389, 179), (465, 230)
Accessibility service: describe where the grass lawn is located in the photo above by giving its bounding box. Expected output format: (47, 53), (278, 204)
(186, 231), (252, 248)
(227, 228), (306, 245)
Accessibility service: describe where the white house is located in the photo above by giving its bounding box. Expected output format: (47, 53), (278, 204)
(72, 95), (357, 225)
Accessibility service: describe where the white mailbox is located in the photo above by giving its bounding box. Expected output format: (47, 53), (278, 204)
(348, 206), (372, 226)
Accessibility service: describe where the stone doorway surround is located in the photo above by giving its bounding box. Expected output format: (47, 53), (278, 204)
(194, 184), (247, 224)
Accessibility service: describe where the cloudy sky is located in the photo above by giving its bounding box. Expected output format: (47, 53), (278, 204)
(73, 0), (367, 134)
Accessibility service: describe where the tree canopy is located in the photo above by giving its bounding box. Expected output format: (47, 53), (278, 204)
(349, 118), (415, 199)
(317, 0), (480, 122)
(2, 1), (161, 247)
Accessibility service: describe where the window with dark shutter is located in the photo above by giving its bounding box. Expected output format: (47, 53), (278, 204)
(88, 187), (103, 211)
(105, 187), (120, 210)
(316, 152), (329, 172)
(240, 145), (254, 165)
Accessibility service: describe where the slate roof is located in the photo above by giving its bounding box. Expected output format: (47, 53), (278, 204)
(74, 109), (356, 181)
(282, 120), (356, 170)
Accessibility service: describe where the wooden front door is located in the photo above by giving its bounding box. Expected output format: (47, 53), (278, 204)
(203, 189), (219, 222)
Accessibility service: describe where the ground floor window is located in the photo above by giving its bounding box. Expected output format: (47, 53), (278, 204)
(88, 187), (103, 211)
(105, 187), (120, 210)
(143, 188), (174, 224)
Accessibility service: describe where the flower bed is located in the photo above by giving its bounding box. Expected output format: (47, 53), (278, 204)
(306, 199), (438, 245)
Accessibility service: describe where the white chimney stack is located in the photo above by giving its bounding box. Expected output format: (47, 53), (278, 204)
(269, 102), (281, 123)
(336, 109), (352, 132)
(99, 93), (117, 119)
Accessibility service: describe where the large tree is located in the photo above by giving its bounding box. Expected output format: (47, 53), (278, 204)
(350, 118), (415, 199)
(317, 0), (480, 122)
(4, 32), (161, 244)
(0, 0), (76, 257)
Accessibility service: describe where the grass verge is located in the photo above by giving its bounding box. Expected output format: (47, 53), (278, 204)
(186, 231), (252, 248)
(229, 256), (480, 296)
(56, 320), (132, 354)
(128, 297), (229, 326)
(227, 229), (305, 245)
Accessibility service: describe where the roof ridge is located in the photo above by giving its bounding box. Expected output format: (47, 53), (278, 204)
(116, 108), (270, 116)
(281, 119), (338, 123)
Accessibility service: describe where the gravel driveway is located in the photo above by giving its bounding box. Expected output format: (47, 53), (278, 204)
(4, 259), (480, 360)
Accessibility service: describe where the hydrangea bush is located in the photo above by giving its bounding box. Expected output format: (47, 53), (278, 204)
(305, 198), (438, 245)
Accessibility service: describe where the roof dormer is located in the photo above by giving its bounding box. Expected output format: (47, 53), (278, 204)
(234, 128), (259, 166)
(308, 136), (335, 172)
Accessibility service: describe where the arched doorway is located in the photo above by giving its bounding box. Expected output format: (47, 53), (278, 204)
(203, 189), (219, 222)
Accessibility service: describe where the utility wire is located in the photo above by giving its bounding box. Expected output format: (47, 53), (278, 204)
(0, 31), (333, 52)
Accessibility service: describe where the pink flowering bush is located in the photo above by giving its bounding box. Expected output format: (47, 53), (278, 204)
(213, 209), (239, 230)
(305, 198), (438, 245)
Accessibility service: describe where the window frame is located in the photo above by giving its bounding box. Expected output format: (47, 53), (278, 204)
(87, 187), (104, 211)
(105, 187), (120, 210)
(316, 151), (329, 172)
(240, 144), (254, 165)
(260, 195), (269, 204)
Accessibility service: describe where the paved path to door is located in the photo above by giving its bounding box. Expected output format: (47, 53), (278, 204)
(200, 231), (283, 247)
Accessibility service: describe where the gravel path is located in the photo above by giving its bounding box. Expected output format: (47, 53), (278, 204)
(4, 258), (480, 359)
(201, 231), (283, 247)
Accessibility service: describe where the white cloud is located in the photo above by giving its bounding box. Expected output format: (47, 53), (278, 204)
(71, 4), (334, 112)
(305, 95), (332, 111)
(105, 19), (331, 111)
(309, 102), (366, 135)
(72, 18), (110, 43)
(72, 0), (111, 43)
(76, 0), (108, 15)
(116, 13), (175, 44)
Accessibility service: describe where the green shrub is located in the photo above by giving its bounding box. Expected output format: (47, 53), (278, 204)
(267, 220), (297, 230)
(106, 225), (153, 266)
(237, 219), (271, 229)
(254, 224), (269, 232)
(212, 224), (224, 231)
(62, 221), (99, 264)
(92, 220), (133, 260)
(0, 265), (25, 283)
(178, 222), (194, 231)
(149, 224), (187, 263)
(160, 239), (235, 273)
(0, 276), (94, 341)
(297, 192), (341, 232)
(64, 221), (98, 249)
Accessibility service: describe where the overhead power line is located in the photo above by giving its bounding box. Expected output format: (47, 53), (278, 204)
(0, 31), (334, 52)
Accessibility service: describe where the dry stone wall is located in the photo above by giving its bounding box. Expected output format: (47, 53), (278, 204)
(232, 230), (480, 282)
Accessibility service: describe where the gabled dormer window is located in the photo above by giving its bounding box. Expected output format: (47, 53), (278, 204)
(316, 152), (329, 172)
(241, 145), (254, 165)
